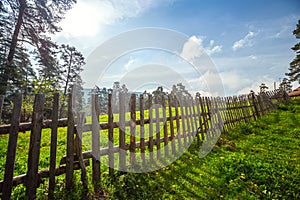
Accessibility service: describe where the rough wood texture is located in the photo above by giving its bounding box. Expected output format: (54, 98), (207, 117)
(108, 94), (114, 176)
(66, 93), (75, 191)
(129, 94), (136, 166)
(168, 95), (176, 155)
(140, 94), (146, 166)
(75, 112), (88, 189)
(119, 92), (126, 171)
(48, 93), (59, 198)
(148, 94), (154, 162)
(162, 94), (169, 157)
(26, 94), (45, 199)
(2, 94), (22, 200)
(0, 89), (288, 198)
(91, 94), (101, 193)
(0, 161), (90, 193)
(174, 95), (182, 151)
(155, 95), (161, 160)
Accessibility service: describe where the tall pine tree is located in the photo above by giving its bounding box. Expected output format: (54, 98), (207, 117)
(286, 20), (300, 84)
(0, 0), (76, 95)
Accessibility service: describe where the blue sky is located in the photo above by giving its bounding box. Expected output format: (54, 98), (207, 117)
(54, 0), (300, 96)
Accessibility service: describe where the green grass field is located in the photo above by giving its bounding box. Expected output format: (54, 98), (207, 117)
(0, 99), (299, 199)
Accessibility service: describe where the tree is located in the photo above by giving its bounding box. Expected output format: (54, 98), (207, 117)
(58, 44), (85, 96)
(0, 0), (76, 95)
(58, 44), (85, 118)
(286, 20), (300, 84)
(279, 78), (292, 93)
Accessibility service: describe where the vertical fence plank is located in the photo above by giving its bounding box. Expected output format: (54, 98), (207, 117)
(48, 93), (59, 198)
(75, 112), (88, 190)
(168, 94), (176, 155)
(129, 94), (136, 166)
(148, 94), (154, 162)
(66, 93), (75, 191)
(91, 94), (101, 194)
(183, 96), (191, 144)
(195, 95), (204, 142)
(189, 97), (196, 138)
(218, 97), (227, 133)
(26, 94), (44, 199)
(155, 95), (161, 160)
(119, 92), (126, 171)
(215, 98), (223, 134)
(200, 97), (209, 139)
(174, 95), (182, 151)
(205, 97), (212, 138)
(251, 92), (259, 119)
(180, 96), (187, 147)
(227, 97), (234, 129)
(209, 97), (217, 137)
(257, 95), (265, 116)
(2, 94), (22, 200)
(162, 94), (169, 158)
(108, 93), (114, 176)
(140, 94), (146, 166)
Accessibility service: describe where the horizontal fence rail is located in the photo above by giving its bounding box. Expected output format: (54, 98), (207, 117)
(0, 89), (289, 199)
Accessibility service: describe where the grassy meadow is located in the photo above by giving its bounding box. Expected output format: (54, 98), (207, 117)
(0, 99), (299, 199)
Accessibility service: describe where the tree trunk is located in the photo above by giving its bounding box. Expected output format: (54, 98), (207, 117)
(0, 0), (26, 95)
(59, 49), (73, 118)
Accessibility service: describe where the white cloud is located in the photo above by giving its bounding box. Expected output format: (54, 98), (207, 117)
(206, 40), (223, 56)
(180, 36), (205, 62)
(188, 70), (225, 96)
(58, 0), (176, 37)
(180, 36), (222, 62)
(237, 77), (276, 95)
(124, 57), (136, 71)
(232, 31), (257, 51)
(220, 71), (252, 91)
(248, 55), (257, 60)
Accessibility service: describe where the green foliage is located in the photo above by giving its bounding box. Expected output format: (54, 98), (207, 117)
(286, 20), (300, 83)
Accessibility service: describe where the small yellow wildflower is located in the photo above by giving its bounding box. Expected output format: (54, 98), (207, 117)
(240, 173), (245, 179)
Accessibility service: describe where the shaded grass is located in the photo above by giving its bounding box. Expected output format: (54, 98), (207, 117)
(102, 99), (300, 199)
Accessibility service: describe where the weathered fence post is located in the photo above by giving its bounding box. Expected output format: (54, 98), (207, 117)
(140, 94), (146, 166)
(129, 94), (136, 166)
(26, 94), (45, 199)
(148, 94), (154, 162)
(174, 95), (182, 151)
(2, 94), (22, 200)
(66, 93), (75, 191)
(168, 94), (176, 155)
(195, 94), (204, 142)
(76, 112), (88, 190)
(108, 93), (114, 176)
(162, 94), (169, 158)
(180, 96), (187, 147)
(154, 95), (161, 159)
(250, 91), (260, 119)
(183, 96), (191, 145)
(91, 94), (101, 194)
(119, 92), (126, 171)
(48, 93), (59, 198)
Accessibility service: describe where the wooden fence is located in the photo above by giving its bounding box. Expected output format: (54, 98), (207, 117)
(0, 89), (289, 199)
